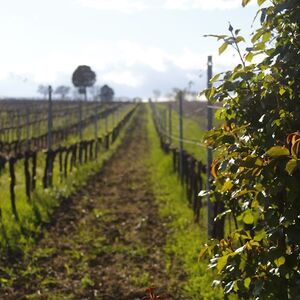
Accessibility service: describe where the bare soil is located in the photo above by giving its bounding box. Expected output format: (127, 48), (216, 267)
(2, 107), (184, 300)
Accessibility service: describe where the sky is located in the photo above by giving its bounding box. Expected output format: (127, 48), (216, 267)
(0, 0), (261, 99)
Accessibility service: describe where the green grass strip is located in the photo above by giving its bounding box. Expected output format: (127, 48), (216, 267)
(146, 104), (222, 299)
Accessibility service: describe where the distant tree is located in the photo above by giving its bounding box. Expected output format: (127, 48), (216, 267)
(188, 80), (193, 88)
(72, 65), (96, 101)
(37, 85), (48, 99)
(54, 85), (70, 99)
(152, 89), (161, 101)
(100, 85), (114, 102)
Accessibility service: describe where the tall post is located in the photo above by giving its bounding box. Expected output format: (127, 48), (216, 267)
(84, 87), (87, 102)
(35, 112), (38, 137)
(11, 114), (14, 141)
(117, 108), (120, 123)
(207, 55), (214, 238)
(94, 104), (99, 157)
(112, 110), (115, 128)
(168, 103), (172, 145)
(105, 115), (108, 132)
(94, 106), (98, 140)
(164, 109), (167, 142)
(26, 107), (30, 150)
(178, 91), (184, 183)
(17, 111), (21, 141)
(78, 100), (83, 141)
(47, 85), (53, 149)
(63, 110), (68, 141)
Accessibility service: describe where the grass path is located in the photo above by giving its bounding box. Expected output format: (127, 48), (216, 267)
(2, 106), (184, 299)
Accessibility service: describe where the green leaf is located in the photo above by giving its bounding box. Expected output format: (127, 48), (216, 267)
(203, 34), (227, 41)
(286, 159), (297, 175)
(267, 146), (290, 157)
(232, 189), (252, 199)
(199, 247), (208, 259)
(245, 52), (254, 62)
(215, 209), (232, 221)
(244, 277), (251, 289)
(262, 31), (271, 43)
(209, 87), (217, 98)
(221, 180), (234, 193)
(235, 36), (246, 43)
(210, 73), (221, 83)
(254, 42), (266, 51)
(205, 87), (217, 100)
(243, 211), (254, 225)
(0, 278), (8, 284)
(217, 255), (229, 273)
(257, 0), (266, 6)
(274, 256), (286, 267)
(81, 274), (95, 289)
(242, 0), (251, 7)
(260, 7), (267, 23)
(254, 230), (266, 242)
(219, 42), (228, 55)
(251, 30), (263, 43)
(279, 86), (286, 96)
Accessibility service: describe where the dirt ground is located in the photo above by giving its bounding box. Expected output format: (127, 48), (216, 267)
(2, 107), (185, 300)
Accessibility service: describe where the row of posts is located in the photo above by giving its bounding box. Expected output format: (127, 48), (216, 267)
(32, 87), (119, 151)
(0, 109), (43, 142)
(0, 88), (121, 153)
(158, 55), (214, 238)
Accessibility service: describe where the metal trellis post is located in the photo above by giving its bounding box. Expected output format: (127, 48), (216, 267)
(207, 55), (214, 238)
(179, 91), (184, 183)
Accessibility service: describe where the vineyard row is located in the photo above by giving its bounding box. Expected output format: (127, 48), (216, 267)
(0, 104), (137, 225)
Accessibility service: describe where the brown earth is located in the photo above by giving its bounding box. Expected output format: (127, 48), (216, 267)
(2, 107), (184, 300)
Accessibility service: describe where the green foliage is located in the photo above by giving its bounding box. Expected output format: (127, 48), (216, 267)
(202, 0), (300, 298)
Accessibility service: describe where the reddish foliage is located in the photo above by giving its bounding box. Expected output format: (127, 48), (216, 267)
(142, 288), (166, 300)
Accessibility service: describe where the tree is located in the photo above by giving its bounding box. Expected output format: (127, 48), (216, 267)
(100, 84), (114, 102)
(153, 89), (161, 101)
(54, 85), (70, 99)
(37, 85), (48, 99)
(72, 65), (96, 101)
(200, 0), (300, 298)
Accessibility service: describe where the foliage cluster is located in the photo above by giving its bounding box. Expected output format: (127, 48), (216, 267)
(201, 0), (300, 298)
(100, 84), (115, 102)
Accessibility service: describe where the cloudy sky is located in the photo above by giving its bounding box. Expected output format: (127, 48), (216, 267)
(0, 0), (261, 99)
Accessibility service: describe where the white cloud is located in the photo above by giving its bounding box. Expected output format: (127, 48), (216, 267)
(170, 48), (207, 70)
(163, 0), (241, 10)
(117, 41), (169, 72)
(102, 70), (143, 87)
(78, 0), (252, 12)
(0, 70), (8, 81)
(78, 0), (147, 13)
(0, 37), (242, 98)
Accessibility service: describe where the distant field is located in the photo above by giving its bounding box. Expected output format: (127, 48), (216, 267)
(168, 100), (207, 131)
